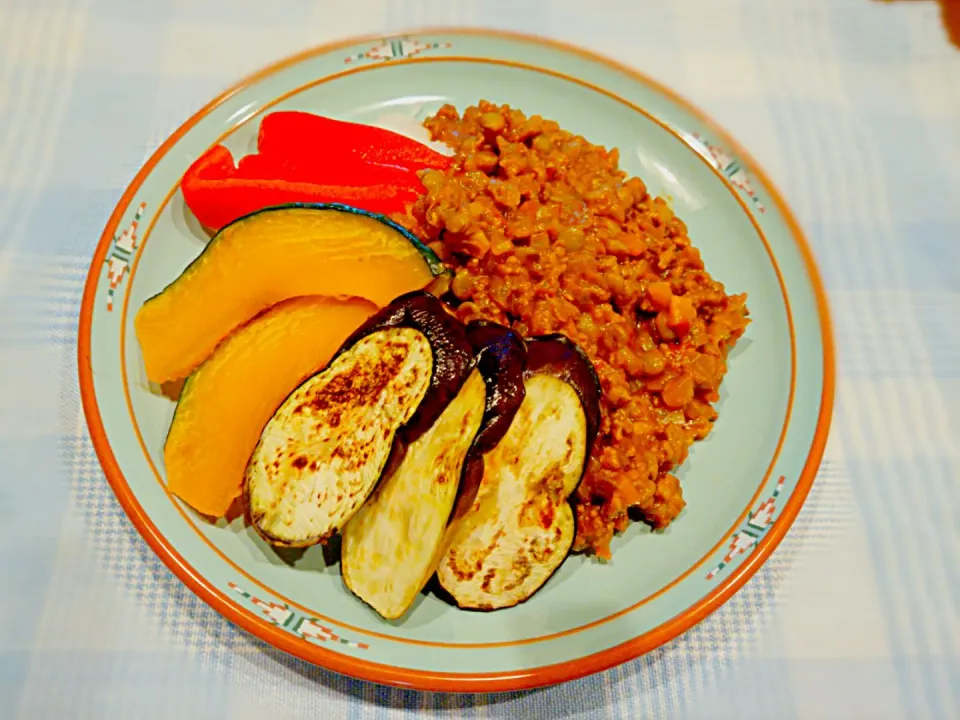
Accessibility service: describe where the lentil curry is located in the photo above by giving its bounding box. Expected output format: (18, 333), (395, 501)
(395, 101), (749, 558)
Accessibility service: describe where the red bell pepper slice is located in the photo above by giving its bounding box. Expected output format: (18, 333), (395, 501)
(257, 111), (451, 173)
(181, 144), (420, 232)
(235, 149), (425, 192)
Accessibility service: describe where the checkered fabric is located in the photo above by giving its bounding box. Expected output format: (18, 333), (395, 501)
(1, 0), (958, 717)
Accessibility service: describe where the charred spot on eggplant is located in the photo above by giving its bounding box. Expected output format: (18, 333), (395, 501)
(437, 335), (602, 611)
(244, 291), (475, 548)
(340, 321), (527, 620)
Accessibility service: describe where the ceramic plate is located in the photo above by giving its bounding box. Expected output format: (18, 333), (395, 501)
(78, 29), (834, 692)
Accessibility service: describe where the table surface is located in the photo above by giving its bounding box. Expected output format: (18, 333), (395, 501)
(2, 0), (959, 718)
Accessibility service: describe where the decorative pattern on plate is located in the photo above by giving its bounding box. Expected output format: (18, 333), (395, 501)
(705, 475), (786, 580)
(688, 134), (766, 214)
(228, 583), (370, 650)
(104, 202), (146, 311)
(344, 38), (452, 64)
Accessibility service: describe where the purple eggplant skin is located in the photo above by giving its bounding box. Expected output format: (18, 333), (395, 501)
(447, 321), (528, 529)
(332, 290), (475, 443)
(525, 334), (603, 456)
(465, 321), (528, 455)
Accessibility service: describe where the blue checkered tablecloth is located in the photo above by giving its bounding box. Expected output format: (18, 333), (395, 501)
(1, 0), (958, 717)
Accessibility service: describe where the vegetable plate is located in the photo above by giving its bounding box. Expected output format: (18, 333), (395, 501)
(79, 29), (834, 692)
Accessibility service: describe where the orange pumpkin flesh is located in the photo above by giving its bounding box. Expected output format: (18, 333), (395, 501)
(135, 205), (439, 384)
(164, 295), (376, 518)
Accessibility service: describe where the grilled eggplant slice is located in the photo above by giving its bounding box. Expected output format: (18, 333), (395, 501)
(244, 292), (473, 547)
(437, 334), (601, 610)
(341, 323), (526, 619)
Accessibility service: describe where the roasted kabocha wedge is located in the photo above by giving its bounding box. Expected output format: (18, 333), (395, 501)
(134, 204), (445, 384)
(243, 292), (473, 548)
(341, 322), (527, 620)
(437, 334), (602, 611)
